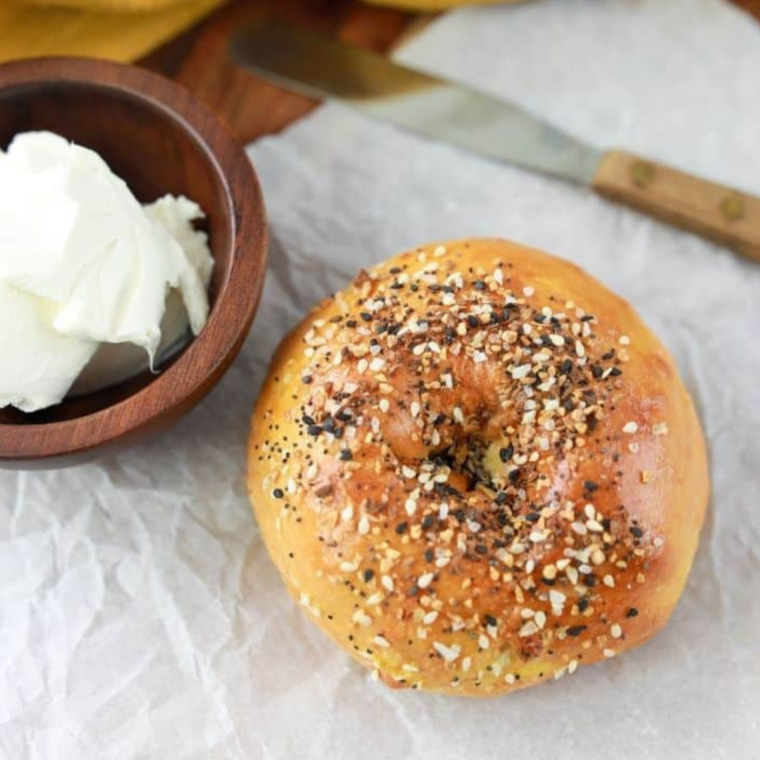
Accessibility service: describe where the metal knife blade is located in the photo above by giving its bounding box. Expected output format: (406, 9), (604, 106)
(231, 20), (602, 185)
(230, 20), (760, 264)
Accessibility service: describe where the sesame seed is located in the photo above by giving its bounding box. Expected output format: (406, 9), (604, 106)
(549, 590), (566, 610)
(591, 549), (606, 566)
(519, 620), (539, 637)
(432, 642), (461, 662)
(571, 521), (588, 535)
(352, 611), (372, 627)
(418, 573), (435, 589)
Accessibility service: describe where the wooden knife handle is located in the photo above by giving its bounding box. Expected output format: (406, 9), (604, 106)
(592, 150), (760, 263)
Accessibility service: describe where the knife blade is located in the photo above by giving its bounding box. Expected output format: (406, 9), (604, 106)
(231, 19), (760, 262)
(231, 19), (601, 185)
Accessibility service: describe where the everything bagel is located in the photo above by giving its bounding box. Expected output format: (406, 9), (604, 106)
(248, 238), (708, 696)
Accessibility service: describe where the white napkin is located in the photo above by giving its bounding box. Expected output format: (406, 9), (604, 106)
(2, 1), (759, 758)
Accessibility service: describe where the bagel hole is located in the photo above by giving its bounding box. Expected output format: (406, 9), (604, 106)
(430, 435), (503, 495)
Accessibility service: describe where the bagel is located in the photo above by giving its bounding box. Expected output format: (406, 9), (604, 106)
(248, 238), (708, 696)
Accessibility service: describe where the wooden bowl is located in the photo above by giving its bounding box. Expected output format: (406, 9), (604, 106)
(0, 57), (267, 468)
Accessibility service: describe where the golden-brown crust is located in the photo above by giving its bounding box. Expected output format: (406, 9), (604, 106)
(248, 238), (708, 696)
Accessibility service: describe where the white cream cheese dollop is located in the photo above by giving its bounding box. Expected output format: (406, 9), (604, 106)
(0, 131), (213, 413)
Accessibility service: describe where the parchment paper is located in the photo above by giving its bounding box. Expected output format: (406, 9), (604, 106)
(2, 1), (759, 758)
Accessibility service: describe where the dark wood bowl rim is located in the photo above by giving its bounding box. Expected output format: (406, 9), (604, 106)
(0, 56), (267, 461)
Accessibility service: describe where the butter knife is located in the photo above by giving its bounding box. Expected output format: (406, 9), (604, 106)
(231, 19), (760, 263)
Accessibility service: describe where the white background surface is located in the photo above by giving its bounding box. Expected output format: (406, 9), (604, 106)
(2, 0), (759, 757)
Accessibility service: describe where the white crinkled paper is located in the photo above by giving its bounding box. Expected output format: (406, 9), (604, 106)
(1, 0), (759, 757)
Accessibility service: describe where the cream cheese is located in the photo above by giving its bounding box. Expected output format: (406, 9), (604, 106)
(0, 131), (213, 413)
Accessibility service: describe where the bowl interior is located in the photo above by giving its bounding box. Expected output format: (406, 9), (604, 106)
(0, 75), (234, 426)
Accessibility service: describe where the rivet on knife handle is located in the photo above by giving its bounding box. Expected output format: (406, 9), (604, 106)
(592, 151), (760, 263)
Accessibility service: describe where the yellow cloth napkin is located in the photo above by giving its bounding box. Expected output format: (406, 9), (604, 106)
(20, 0), (187, 8)
(0, 0), (227, 64)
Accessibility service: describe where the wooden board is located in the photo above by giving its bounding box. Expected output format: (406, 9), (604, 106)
(141, 0), (416, 144)
(141, 0), (760, 146)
